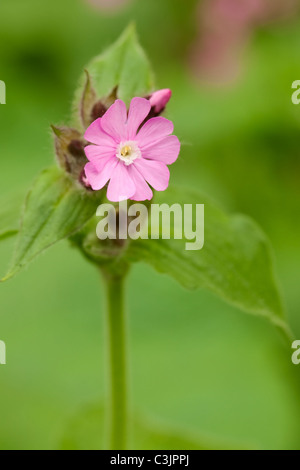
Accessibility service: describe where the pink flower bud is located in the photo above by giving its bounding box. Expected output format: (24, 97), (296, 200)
(149, 89), (172, 114)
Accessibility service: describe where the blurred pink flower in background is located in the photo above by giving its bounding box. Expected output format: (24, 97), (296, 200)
(86, 0), (130, 13)
(190, 0), (299, 84)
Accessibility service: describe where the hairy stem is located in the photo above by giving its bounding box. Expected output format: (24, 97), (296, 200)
(103, 270), (128, 450)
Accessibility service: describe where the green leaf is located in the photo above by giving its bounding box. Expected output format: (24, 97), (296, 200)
(72, 24), (154, 128)
(2, 166), (103, 281)
(125, 186), (289, 333)
(0, 190), (25, 241)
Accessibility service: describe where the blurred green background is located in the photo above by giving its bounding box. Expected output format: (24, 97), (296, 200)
(0, 0), (300, 450)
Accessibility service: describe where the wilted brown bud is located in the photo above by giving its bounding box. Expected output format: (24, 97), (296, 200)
(51, 125), (87, 182)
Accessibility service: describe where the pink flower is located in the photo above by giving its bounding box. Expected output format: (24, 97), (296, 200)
(84, 97), (180, 202)
(149, 89), (172, 114)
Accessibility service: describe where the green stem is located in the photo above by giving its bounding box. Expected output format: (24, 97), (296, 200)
(103, 270), (128, 450)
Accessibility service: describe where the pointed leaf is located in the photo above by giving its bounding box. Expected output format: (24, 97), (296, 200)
(0, 190), (25, 241)
(2, 166), (103, 281)
(72, 24), (154, 128)
(125, 186), (288, 332)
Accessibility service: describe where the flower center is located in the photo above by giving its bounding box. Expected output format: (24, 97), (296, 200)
(120, 145), (132, 157)
(117, 141), (141, 166)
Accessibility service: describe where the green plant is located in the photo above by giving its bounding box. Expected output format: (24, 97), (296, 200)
(1, 26), (292, 450)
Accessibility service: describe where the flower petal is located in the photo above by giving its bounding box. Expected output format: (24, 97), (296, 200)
(127, 97), (151, 139)
(141, 135), (180, 164)
(107, 161), (136, 202)
(127, 164), (153, 201)
(133, 158), (170, 191)
(84, 118), (116, 147)
(84, 158), (118, 191)
(100, 99), (127, 142)
(137, 117), (174, 147)
(84, 144), (115, 164)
